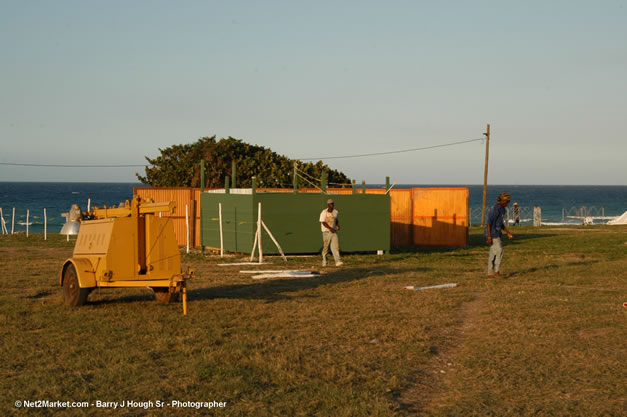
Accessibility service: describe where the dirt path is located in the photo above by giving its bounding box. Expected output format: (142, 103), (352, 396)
(397, 292), (485, 415)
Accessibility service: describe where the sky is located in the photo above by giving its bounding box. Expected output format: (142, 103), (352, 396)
(1, 0), (626, 185)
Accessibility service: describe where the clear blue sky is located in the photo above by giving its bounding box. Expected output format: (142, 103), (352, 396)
(1, 0), (626, 184)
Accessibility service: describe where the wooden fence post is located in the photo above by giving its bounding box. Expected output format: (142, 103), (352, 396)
(481, 123), (490, 227)
(185, 204), (189, 253)
(410, 188), (415, 246)
(0, 208), (7, 234)
(257, 202), (263, 263)
(533, 206), (542, 227)
(219, 203), (224, 258)
(232, 160), (237, 188)
(200, 160), (205, 193)
(190, 199), (196, 248)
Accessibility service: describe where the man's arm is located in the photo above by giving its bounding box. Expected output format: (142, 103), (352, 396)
(319, 210), (336, 233)
(321, 221), (336, 233)
(486, 208), (495, 244)
(500, 210), (513, 239)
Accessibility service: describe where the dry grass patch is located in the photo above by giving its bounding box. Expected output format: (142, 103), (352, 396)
(1, 226), (625, 416)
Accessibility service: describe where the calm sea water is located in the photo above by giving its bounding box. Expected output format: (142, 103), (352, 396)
(0, 182), (138, 234)
(397, 184), (627, 226)
(0, 182), (625, 234)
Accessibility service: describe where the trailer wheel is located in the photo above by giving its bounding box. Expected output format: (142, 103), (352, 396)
(152, 287), (179, 303)
(63, 263), (89, 306)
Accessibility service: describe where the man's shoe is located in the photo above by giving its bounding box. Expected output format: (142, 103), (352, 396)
(335, 261), (344, 266)
(488, 273), (506, 279)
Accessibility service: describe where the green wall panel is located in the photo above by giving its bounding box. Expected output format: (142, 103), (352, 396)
(201, 192), (390, 254)
(201, 194), (254, 252)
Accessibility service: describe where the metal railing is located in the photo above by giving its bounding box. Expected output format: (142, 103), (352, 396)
(562, 206), (605, 221)
(470, 205), (608, 226)
(470, 206), (533, 226)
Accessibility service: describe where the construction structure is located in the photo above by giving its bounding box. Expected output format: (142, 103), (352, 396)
(134, 159), (469, 250)
(200, 178), (391, 255)
(134, 186), (469, 249)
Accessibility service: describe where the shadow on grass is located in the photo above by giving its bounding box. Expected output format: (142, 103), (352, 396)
(86, 290), (155, 306)
(26, 291), (52, 299)
(505, 233), (558, 246)
(390, 231), (557, 255)
(508, 259), (600, 278)
(189, 265), (428, 302)
(79, 265), (426, 306)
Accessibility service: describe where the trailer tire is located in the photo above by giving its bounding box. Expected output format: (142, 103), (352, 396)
(152, 287), (179, 303)
(63, 263), (89, 307)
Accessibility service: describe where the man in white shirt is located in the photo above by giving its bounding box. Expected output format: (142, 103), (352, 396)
(319, 199), (343, 267)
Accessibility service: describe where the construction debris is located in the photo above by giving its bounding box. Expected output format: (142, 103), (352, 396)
(249, 271), (321, 280)
(404, 283), (457, 291)
(239, 270), (320, 274)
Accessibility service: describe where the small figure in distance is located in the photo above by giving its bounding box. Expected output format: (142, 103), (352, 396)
(319, 199), (343, 267)
(485, 193), (514, 279)
(513, 202), (521, 226)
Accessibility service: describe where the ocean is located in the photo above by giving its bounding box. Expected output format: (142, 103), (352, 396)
(407, 184), (627, 226)
(0, 182), (138, 235)
(0, 182), (626, 234)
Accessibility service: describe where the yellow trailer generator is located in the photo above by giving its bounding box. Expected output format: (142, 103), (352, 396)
(60, 196), (192, 314)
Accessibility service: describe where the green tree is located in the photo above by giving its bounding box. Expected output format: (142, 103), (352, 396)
(136, 136), (351, 188)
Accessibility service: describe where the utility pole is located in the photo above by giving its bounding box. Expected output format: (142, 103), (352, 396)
(481, 123), (490, 227)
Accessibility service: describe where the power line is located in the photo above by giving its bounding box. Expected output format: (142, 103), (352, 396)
(0, 162), (148, 167)
(298, 138), (484, 160)
(1, 137), (483, 168)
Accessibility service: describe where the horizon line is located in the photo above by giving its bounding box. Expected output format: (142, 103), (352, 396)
(0, 181), (625, 187)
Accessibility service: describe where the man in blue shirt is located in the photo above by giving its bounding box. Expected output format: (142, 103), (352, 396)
(485, 192), (514, 278)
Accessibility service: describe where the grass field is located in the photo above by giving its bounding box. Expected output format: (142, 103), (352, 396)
(1, 226), (625, 416)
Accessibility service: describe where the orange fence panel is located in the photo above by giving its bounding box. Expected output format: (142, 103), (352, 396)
(134, 187), (200, 247)
(193, 189), (201, 248)
(389, 189), (413, 246)
(257, 188), (296, 193)
(411, 188), (468, 246)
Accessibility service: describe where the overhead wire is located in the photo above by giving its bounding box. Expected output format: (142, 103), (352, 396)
(298, 137), (484, 160)
(0, 162), (148, 167)
(2, 137), (483, 171)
